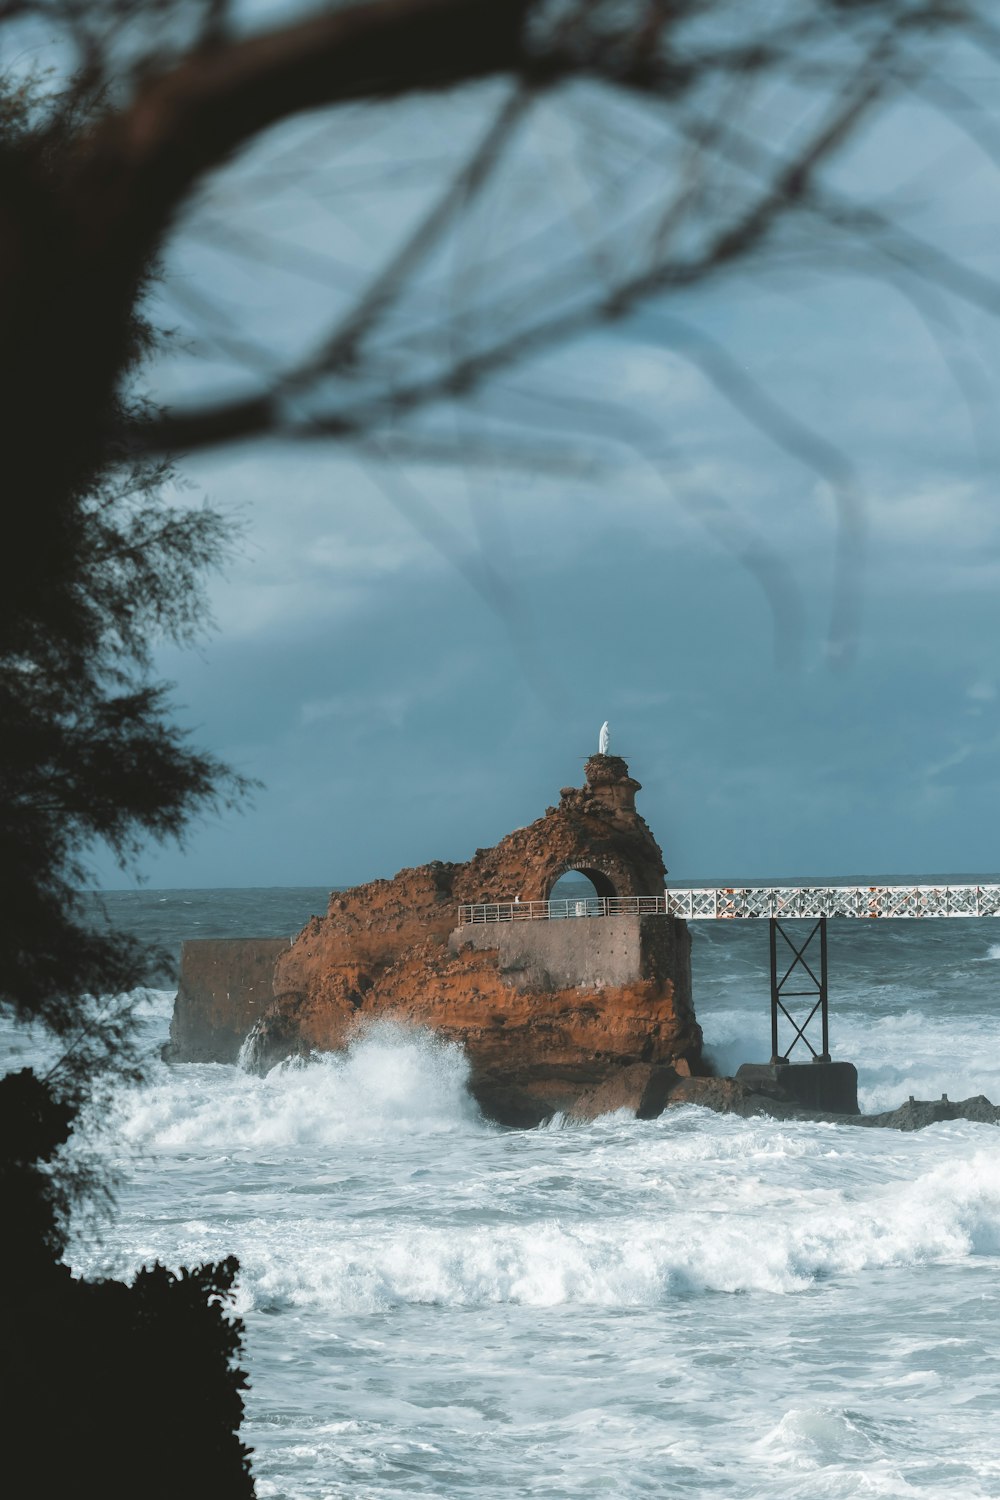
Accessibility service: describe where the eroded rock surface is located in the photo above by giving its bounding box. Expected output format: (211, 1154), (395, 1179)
(239, 755), (703, 1124)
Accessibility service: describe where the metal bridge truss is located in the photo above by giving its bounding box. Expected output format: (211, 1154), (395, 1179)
(664, 884), (1000, 920)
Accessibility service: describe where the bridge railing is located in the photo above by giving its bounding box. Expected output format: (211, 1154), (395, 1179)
(457, 895), (668, 924)
(457, 884), (1000, 924)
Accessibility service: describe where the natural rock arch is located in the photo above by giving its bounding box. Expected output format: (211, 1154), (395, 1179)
(459, 754), (665, 905)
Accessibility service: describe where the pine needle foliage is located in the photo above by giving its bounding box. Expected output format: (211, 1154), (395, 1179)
(0, 71), (256, 1498)
(0, 75), (251, 1093)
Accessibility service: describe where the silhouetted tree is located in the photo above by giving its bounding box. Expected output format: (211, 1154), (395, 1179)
(3, 0), (991, 674)
(0, 1068), (254, 1497)
(0, 66), (255, 1500)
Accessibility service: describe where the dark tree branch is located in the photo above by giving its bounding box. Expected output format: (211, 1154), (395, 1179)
(123, 42), (894, 456)
(288, 84), (530, 383)
(76, 0), (535, 260)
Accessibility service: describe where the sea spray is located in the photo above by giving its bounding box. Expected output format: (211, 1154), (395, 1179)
(109, 1021), (484, 1153)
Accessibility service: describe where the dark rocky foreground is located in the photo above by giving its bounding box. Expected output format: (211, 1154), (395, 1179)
(657, 1074), (1000, 1131)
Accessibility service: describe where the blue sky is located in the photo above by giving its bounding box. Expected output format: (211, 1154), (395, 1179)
(93, 29), (1000, 889)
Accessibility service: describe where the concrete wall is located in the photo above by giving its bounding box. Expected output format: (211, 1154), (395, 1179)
(451, 913), (691, 997)
(167, 937), (291, 1063)
(637, 914), (693, 1013)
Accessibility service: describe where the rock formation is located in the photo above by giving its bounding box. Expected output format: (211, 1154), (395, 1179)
(220, 754), (703, 1125)
(166, 751), (1000, 1134)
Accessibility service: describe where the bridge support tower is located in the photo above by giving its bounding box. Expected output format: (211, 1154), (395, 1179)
(735, 915), (857, 1114)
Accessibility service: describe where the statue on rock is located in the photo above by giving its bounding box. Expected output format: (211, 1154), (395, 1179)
(598, 720), (610, 755)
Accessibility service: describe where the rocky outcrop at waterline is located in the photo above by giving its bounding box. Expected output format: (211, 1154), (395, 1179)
(849, 1093), (1000, 1130)
(170, 754), (704, 1125)
(656, 1076), (1000, 1130)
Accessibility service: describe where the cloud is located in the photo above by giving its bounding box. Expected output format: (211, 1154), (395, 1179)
(300, 689), (413, 730)
(112, 77), (1000, 889)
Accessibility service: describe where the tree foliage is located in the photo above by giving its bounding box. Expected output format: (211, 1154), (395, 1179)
(0, 78), (252, 1084)
(0, 63), (254, 1498)
(0, 1069), (254, 1498)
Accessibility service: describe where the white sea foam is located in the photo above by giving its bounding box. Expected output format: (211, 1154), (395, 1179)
(842, 1008), (1000, 1112)
(132, 987), (178, 1022)
(107, 1022), (484, 1151)
(757, 1406), (884, 1467)
(220, 1144), (1000, 1314)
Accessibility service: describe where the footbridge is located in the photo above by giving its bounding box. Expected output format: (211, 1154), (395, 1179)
(457, 885), (1000, 1068)
(459, 884), (1000, 925)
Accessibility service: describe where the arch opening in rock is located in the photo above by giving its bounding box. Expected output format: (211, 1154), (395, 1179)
(548, 867), (618, 902)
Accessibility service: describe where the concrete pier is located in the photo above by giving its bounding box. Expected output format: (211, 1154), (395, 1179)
(736, 1061), (859, 1115)
(166, 936), (291, 1063)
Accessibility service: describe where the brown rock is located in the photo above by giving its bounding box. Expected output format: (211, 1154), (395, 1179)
(243, 753), (702, 1123)
(567, 1064), (683, 1122)
(665, 1076), (764, 1116)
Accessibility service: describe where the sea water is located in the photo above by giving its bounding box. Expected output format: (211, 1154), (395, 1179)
(7, 888), (1000, 1499)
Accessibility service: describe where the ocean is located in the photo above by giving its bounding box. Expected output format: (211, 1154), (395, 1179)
(6, 885), (1000, 1499)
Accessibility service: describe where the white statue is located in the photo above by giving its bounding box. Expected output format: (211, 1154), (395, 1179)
(598, 720), (610, 755)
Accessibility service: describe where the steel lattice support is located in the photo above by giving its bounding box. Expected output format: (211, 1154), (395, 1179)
(769, 918), (830, 1064)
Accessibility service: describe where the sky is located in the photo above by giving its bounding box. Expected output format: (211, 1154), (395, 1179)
(90, 12), (1000, 890)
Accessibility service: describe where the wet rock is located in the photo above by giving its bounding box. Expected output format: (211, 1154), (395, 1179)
(661, 1078), (1000, 1132)
(851, 1094), (1000, 1131)
(566, 1064), (684, 1122)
